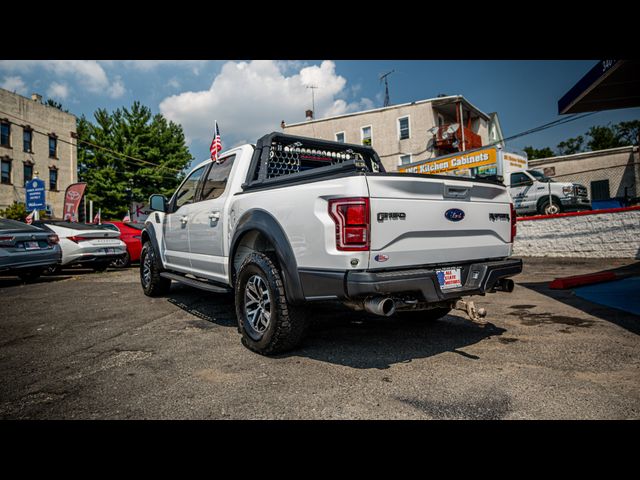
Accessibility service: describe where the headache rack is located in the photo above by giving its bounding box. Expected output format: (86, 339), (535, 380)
(243, 132), (385, 189)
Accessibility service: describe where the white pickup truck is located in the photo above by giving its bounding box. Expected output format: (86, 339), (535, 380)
(140, 133), (522, 355)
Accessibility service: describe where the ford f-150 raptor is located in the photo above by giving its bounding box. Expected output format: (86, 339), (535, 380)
(140, 132), (522, 355)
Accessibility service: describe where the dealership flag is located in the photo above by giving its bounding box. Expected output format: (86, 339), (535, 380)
(210, 121), (222, 162)
(62, 182), (87, 222)
(25, 210), (35, 225)
(123, 210), (131, 222)
(93, 209), (101, 224)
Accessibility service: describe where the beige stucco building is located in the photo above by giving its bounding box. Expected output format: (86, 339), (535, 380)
(0, 88), (77, 216)
(283, 95), (503, 172)
(529, 145), (639, 202)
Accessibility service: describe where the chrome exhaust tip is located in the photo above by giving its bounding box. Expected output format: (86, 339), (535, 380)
(363, 296), (396, 316)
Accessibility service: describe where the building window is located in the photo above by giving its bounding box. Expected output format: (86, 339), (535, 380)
(361, 126), (372, 146)
(1, 121), (10, 147)
(335, 132), (345, 143)
(23, 163), (33, 183)
(49, 168), (58, 191)
(49, 135), (57, 158)
(23, 129), (33, 152)
(398, 116), (410, 140)
(1, 159), (11, 184)
(591, 179), (610, 201)
(399, 154), (412, 166)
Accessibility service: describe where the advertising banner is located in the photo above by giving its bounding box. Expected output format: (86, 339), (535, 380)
(131, 202), (151, 222)
(62, 182), (87, 221)
(399, 147), (498, 176)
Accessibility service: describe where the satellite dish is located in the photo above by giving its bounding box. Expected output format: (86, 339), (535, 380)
(428, 126), (439, 135)
(446, 123), (459, 135)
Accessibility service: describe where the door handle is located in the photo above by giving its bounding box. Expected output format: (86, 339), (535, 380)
(208, 211), (221, 220)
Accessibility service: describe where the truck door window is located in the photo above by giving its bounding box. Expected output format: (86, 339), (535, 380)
(510, 172), (531, 187)
(200, 155), (236, 201)
(174, 166), (206, 209)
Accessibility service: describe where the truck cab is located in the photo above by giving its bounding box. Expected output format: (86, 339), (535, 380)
(509, 169), (591, 216)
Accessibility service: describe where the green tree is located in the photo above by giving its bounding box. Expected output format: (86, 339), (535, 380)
(615, 120), (640, 146)
(45, 99), (68, 112)
(556, 135), (584, 155)
(586, 124), (624, 151)
(77, 102), (193, 218)
(523, 146), (555, 160)
(0, 202), (46, 221)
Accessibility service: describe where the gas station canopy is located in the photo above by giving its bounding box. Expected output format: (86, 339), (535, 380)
(558, 60), (640, 114)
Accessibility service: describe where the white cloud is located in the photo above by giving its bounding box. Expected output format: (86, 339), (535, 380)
(167, 77), (181, 89)
(1, 75), (28, 95)
(118, 60), (210, 72)
(47, 81), (69, 100)
(107, 76), (126, 98)
(0, 60), (124, 98)
(159, 60), (373, 147)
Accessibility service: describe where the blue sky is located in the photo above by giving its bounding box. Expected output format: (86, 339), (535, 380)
(1, 60), (638, 167)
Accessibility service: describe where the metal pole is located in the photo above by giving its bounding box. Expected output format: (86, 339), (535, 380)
(548, 180), (553, 214)
(83, 196), (86, 223)
(89, 200), (93, 223)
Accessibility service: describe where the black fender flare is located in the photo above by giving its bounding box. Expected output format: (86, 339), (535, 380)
(229, 209), (304, 304)
(141, 225), (161, 257)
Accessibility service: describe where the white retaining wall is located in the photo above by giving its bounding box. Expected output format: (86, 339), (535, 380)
(513, 208), (640, 259)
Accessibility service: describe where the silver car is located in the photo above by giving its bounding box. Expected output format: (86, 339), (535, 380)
(0, 218), (62, 282)
(34, 221), (127, 273)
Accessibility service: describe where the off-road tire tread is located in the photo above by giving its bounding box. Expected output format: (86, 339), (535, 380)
(235, 252), (307, 355)
(140, 241), (171, 297)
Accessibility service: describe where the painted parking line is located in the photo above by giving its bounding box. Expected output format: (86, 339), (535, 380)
(573, 276), (640, 316)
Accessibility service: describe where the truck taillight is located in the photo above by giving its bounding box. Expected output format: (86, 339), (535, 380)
(510, 203), (517, 242)
(328, 197), (370, 251)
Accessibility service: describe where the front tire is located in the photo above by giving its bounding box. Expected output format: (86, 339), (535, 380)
(140, 241), (171, 297)
(235, 252), (307, 355)
(539, 198), (562, 215)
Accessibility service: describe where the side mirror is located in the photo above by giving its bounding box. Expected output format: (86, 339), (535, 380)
(149, 194), (168, 213)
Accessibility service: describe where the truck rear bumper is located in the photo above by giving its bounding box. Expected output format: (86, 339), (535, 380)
(298, 258), (523, 302)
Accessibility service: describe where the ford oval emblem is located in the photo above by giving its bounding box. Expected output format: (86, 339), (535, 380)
(374, 254), (389, 262)
(445, 208), (465, 222)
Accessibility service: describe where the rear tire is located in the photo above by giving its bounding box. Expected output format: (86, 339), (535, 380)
(235, 252), (307, 355)
(398, 307), (451, 322)
(112, 251), (131, 268)
(18, 268), (43, 282)
(140, 241), (171, 297)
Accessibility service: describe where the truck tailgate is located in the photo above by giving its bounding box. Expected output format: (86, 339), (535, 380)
(366, 174), (513, 269)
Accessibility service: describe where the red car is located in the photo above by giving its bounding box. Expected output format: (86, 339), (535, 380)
(100, 221), (144, 267)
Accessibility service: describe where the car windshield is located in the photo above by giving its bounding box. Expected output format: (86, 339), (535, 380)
(528, 170), (555, 182)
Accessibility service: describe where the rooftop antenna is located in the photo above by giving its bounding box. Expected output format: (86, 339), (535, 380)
(380, 70), (394, 107)
(306, 85), (318, 115)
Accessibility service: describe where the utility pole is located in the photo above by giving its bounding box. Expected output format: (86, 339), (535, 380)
(380, 70), (394, 107)
(306, 85), (318, 115)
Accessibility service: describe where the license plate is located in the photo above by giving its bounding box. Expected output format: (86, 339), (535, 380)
(104, 248), (116, 254)
(25, 241), (41, 250)
(436, 267), (462, 290)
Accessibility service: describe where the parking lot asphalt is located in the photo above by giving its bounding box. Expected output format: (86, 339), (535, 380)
(1, 258), (639, 420)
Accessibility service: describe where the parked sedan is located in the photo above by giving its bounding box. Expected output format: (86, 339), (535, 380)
(0, 218), (62, 282)
(34, 221), (127, 273)
(100, 221), (144, 268)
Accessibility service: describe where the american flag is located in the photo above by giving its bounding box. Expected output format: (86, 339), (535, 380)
(25, 210), (35, 225)
(210, 121), (222, 162)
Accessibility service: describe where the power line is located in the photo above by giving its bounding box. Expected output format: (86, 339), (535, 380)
(0, 110), (184, 173)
